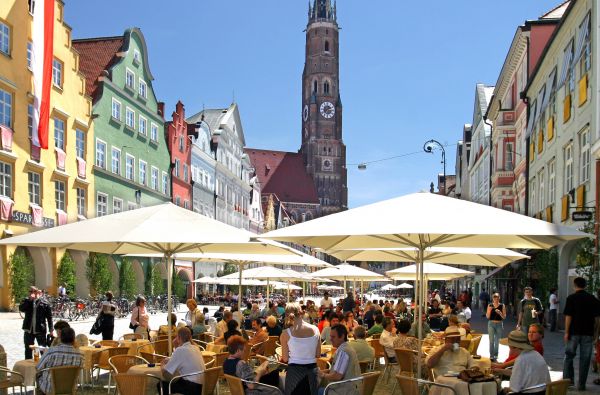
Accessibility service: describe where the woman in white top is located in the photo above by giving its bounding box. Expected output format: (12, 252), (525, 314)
(100, 291), (118, 340)
(280, 302), (321, 395)
(131, 295), (150, 339)
(184, 298), (201, 327)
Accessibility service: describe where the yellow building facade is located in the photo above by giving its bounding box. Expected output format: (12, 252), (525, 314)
(0, 0), (95, 309)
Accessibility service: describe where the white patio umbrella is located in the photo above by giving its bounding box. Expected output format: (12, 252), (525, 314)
(310, 263), (389, 303)
(380, 284), (397, 291)
(386, 262), (474, 281)
(261, 192), (590, 377)
(272, 282), (302, 290)
(220, 266), (307, 303)
(396, 282), (414, 289)
(0, 203), (298, 352)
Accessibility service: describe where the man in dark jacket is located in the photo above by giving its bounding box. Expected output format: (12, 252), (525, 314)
(342, 291), (356, 313)
(19, 286), (53, 359)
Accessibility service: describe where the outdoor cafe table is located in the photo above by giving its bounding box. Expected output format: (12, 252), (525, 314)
(429, 376), (499, 395)
(79, 345), (111, 370)
(12, 359), (36, 387)
(205, 343), (228, 353)
(128, 364), (163, 395)
(120, 339), (151, 355)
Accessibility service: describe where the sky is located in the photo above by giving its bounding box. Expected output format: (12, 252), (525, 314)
(65, 0), (563, 208)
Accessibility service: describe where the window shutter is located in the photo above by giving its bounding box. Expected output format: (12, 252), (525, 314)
(529, 140), (535, 163)
(547, 116), (554, 141)
(537, 129), (544, 153)
(563, 94), (571, 122)
(578, 74), (588, 106)
(545, 206), (553, 223)
(576, 184), (585, 210)
(561, 195), (569, 222)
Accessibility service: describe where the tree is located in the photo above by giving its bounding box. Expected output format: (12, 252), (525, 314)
(172, 270), (187, 300)
(86, 253), (112, 297)
(119, 258), (137, 299)
(151, 263), (165, 296)
(574, 220), (600, 292)
(530, 248), (558, 300)
(57, 252), (76, 296)
(9, 248), (34, 304)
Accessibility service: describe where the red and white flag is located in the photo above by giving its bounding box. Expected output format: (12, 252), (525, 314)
(31, 0), (55, 150)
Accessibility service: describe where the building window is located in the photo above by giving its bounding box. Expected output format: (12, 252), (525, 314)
(150, 123), (158, 141)
(565, 144), (573, 193)
(183, 164), (188, 182)
(0, 161), (12, 197)
(139, 79), (147, 99)
(0, 88), (12, 127)
(313, 80), (317, 94)
(139, 160), (147, 185)
(28, 172), (41, 205)
(95, 140), (106, 168)
(77, 187), (86, 216)
(125, 68), (135, 90)
(53, 118), (65, 150)
(530, 177), (536, 214)
(175, 196), (181, 206)
(125, 108), (135, 129)
(75, 129), (85, 158)
(127, 202), (137, 211)
(174, 159), (180, 177)
(548, 160), (555, 204)
(111, 98), (121, 121)
(580, 129), (590, 183)
(133, 49), (141, 64)
(96, 193), (108, 217)
(162, 172), (168, 195)
(55, 180), (65, 211)
(139, 116), (147, 136)
(151, 167), (158, 190)
(52, 58), (63, 88)
(579, 14), (592, 74)
(324, 81), (330, 95)
(125, 154), (134, 181)
(179, 135), (184, 152)
(505, 142), (514, 171)
(111, 147), (121, 175)
(0, 22), (10, 55)
(27, 41), (32, 69)
(113, 198), (122, 214)
(324, 40), (329, 52)
(538, 169), (545, 211)
(27, 104), (34, 138)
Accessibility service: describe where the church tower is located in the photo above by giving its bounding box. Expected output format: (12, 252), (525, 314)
(300, 0), (348, 214)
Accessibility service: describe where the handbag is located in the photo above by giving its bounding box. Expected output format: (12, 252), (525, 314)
(90, 313), (104, 335)
(129, 308), (140, 331)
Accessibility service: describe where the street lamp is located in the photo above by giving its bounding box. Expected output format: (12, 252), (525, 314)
(423, 139), (446, 195)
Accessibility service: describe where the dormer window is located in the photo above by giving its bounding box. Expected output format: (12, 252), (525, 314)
(133, 49), (141, 65)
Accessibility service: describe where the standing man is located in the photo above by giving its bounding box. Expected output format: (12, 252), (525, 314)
(57, 283), (67, 298)
(19, 286), (53, 359)
(342, 291), (356, 313)
(548, 288), (559, 332)
(479, 287), (490, 317)
(321, 292), (333, 311)
(563, 277), (600, 391)
(516, 287), (544, 334)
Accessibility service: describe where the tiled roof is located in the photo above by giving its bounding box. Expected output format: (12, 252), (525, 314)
(187, 109), (228, 131)
(245, 148), (319, 204)
(72, 37), (124, 98)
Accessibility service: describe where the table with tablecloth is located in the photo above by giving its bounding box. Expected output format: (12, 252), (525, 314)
(12, 359), (37, 387)
(205, 343), (228, 353)
(430, 376), (499, 395)
(79, 345), (111, 370)
(120, 339), (151, 355)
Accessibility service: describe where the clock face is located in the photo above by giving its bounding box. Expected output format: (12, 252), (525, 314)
(303, 105), (309, 121)
(322, 158), (333, 171)
(320, 101), (335, 119)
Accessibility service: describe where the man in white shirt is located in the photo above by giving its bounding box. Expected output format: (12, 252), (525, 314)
(379, 317), (398, 362)
(161, 327), (205, 395)
(214, 310), (232, 338)
(503, 330), (550, 395)
(426, 326), (474, 378)
(321, 292), (334, 310)
(548, 288), (558, 332)
(456, 300), (472, 323)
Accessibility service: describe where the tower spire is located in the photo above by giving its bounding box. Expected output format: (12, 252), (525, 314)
(309, 0), (336, 23)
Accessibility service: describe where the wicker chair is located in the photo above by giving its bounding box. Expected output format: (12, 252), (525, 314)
(262, 336), (278, 357)
(168, 370), (205, 395)
(92, 347), (129, 389)
(114, 373), (160, 395)
(214, 352), (229, 378)
(95, 340), (119, 348)
(361, 371), (381, 395)
(140, 351), (167, 364)
(317, 358), (331, 371)
(152, 340), (170, 356)
(459, 339), (471, 350)
(381, 348), (399, 382)
(358, 360), (371, 373)
(0, 366), (25, 395)
(368, 338), (385, 369)
(396, 373), (457, 395)
(202, 367), (222, 395)
(37, 365), (82, 395)
(204, 357), (216, 368)
(394, 348), (417, 375)
(108, 355), (148, 373)
(322, 376), (363, 395)
(119, 333), (144, 341)
(470, 335), (482, 356)
(224, 374), (283, 395)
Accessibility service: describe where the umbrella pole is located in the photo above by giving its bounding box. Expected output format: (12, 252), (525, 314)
(166, 254), (173, 355)
(417, 245), (425, 379)
(361, 280), (364, 306)
(287, 283), (290, 303)
(238, 263), (243, 310)
(266, 278), (270, 305)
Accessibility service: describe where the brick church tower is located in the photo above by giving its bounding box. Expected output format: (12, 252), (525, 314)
(300, 0), (348, 214)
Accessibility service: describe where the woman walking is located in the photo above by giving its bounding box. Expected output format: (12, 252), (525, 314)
(100, 291), (118, 340)
(486, 293), (506, 362)
(280, 302), (321, 395)
(131, 295), (150, 339)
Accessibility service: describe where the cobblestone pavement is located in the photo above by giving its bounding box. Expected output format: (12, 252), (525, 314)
(1, 303), (598, 394)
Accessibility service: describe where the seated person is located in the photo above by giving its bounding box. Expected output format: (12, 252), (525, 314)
(446, 315), (467, 339)
(192, 314), (207, 336)
(408, 312), (432, 339)
(318, 310), (332, 333)
(50, 320), (71, 347)
(158, 313), (178, 336)
(223, 335), (279, 395)
(501, 330), (550, 395)
(248, 318), (269, 354)
(379, 317), (398, 363)
(161, 327), (205, 395)
(265, 315), (282, 337)
(348, 326), (375, 362)
(342, 311), (360, 333)
(322, 314), (341, 345)
(383, 306), (395, 319)
(425, 327), (474, 378)
(427, 300), (444, 330)
(393, 319), (419, 369)
(527, 323), (544, 355)
(318, 325), (361, 395)
(217, 319), (242, 345)
(36, 328), (83, 395)
(367, 312), (384, 336)
(456, 300), (471, 323)
(247, 303), (261, 321)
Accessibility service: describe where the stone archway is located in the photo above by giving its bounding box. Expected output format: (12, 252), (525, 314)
(26, 247), (52, 291)
(155, 260), (168, 280)
(131, 259), (146, 294)
(107, 256), (120, 293)
(68, 250), (90, 297)
(177, 268), (193, 300)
